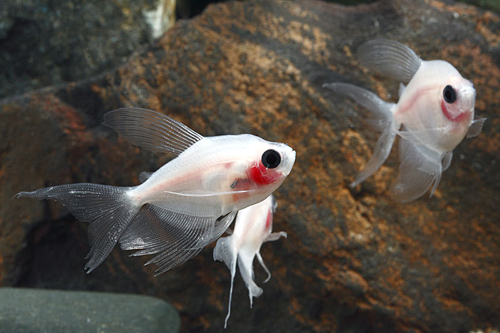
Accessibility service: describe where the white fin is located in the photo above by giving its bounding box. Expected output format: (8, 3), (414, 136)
(466, 117), (486, 138)
(442, 151), (453, 172)
(213, 237), (238, 329)
(264, 231), (287, 242)
(323, 82), (398, 187)
(139, 171), (153, 183)
(254, 231), (287, 284)
(255, 253), (271, 283)
(398, 83), (406, 98)
(397, 127), (448, 147)
(357, 39), (422, 83)
(323, 82), (396, 132)
(237, 250), (264, 308)
(103, 108), (204, 155)
(390, 138), (443, 203)
(351, 128), (397, 187)
(17, 184), (138, 273)
(120, 204), (236, 275)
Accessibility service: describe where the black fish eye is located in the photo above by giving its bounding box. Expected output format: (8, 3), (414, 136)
(443, 85), (457, 104)
(262, 149), (281, 169)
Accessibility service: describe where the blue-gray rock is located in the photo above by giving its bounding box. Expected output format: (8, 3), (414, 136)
(0, 288), (180, 333)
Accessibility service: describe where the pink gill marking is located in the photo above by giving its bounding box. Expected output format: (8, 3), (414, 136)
(440, 100), (468, 123)
(248, 161), (281, 185)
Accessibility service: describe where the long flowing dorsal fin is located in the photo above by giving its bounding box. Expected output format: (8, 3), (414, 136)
(103, 107), (204, 155)
(357, 39), (422, 83)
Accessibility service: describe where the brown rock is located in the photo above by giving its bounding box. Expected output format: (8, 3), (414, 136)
(1, 0), (499, 331)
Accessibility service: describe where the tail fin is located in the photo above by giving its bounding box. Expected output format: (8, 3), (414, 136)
(17, 184), (139, 273)
(323, 82), (398, 187)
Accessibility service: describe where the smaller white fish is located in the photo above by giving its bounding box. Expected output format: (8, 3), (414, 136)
(324, 39), (486, 202)
(213, 195), (286, 328)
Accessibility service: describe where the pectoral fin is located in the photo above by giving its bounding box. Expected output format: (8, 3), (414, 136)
(466, 117), (486, 138)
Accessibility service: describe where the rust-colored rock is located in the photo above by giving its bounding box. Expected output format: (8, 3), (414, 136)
(1, 0), (499, 331)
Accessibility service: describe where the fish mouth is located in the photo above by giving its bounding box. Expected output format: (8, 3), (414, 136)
(281, 149), (296, 176)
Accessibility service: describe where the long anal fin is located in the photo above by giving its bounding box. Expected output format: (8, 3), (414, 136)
(103, 108), (204, 155)
(119, 204), (235, 275)
(390, 138), (443, 203)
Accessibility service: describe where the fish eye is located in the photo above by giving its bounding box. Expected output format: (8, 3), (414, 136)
(443, 85), (457, 104)
(262, 149), (281, 169)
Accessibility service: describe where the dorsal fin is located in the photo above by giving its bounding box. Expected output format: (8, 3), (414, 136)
(103, 108), (204, 155)
(357, 39), (422, 83)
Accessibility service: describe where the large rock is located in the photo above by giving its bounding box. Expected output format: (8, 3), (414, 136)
(0, 288), (180, 332)
(1, 0), (499, 332)
(0, 0), (176, 99)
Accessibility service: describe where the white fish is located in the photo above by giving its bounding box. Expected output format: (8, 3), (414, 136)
(16, 108), (296, 274)
(324, 39), (486, 202)
(213, 195), (286, 328)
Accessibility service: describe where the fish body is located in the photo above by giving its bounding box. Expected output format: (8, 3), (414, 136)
(17, 108), (295, 274)
(324, 39), (485, 202)
(213, 195), (286, 328)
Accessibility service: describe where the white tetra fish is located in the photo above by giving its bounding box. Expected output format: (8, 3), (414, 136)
(324, 39), (486, 202)
(17, 108), (296, 274)
(213, 195), (286, 328)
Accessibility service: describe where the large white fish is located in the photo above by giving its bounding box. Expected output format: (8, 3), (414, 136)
(324, 39), (485, 202)
(213, 195), (286, 328)
(17, 108), (296, 274)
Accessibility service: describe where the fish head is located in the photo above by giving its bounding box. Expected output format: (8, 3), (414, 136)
(439, 72), (476, 126)
(246, 140), (296, 190)
(228, 135), (295, 210)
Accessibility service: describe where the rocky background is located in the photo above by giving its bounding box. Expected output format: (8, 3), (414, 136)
(1, 0), (499, 332)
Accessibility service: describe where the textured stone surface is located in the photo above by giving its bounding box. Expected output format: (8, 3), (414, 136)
(1, 0), (499, 332)
(0, 0), (176, 99)
(0, 288), (180, 332)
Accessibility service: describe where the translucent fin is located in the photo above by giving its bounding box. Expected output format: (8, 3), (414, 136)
(323, 83), (395, 132)
(390, 138), (443, 203)
(119, 204), (236, 275)
(103, 108), (204, 155)
(255, 253), (271, 283)
(397, 127), (447, 147)
(466, 117), (486, 138)
(16, 184), (138, 273)
(237, 250), (263, 308)
(213, 237), (238, 329)
(442, 151), (453, 172)
(264, 231), (287, 242)
(357, 39), (422, 83)
(351, 128), (397, 187)
(139, 171), (153, 183)
(398, 83), (406, 98)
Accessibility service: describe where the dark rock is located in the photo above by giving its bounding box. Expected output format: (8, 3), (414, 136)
(0, 287), (180, 332)
(0, 0), (176, 99)
(1, 0), (500, 332)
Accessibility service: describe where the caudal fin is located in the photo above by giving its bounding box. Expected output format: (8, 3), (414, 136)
(323, 83), (398, 187)
(16, 184), (138, 273)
